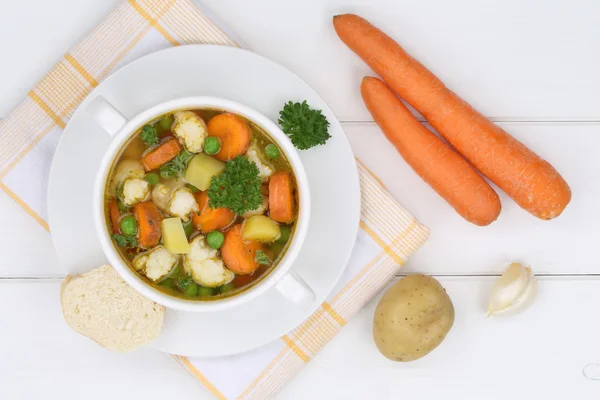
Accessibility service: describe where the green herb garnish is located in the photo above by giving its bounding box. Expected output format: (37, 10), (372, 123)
(141, 124), (159, 147)
(255, 250), (271, 265)
(159, 150), (194, 178)
(207, 156), (263, 214)
(111, 234), (138, 248)
(278, 101), (331, 150)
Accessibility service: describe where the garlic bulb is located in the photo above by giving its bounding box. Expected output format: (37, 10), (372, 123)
(487, 262), (536, 316)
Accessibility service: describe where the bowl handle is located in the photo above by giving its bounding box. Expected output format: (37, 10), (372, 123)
(86, 96), (127, 136)
(275, 269), (315, 309)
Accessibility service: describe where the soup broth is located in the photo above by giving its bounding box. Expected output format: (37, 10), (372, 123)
(105, 109), (298, 300)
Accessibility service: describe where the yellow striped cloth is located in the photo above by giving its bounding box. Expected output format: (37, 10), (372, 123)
(0, 1), (429, 398)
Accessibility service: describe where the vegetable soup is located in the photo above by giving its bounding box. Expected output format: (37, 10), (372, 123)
(105, 109), (298, 300)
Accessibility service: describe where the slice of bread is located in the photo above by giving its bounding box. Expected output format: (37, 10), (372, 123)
(61, 265), (165, 352)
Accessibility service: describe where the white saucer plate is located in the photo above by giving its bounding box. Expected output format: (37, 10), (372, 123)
(47, 45), (360, 357)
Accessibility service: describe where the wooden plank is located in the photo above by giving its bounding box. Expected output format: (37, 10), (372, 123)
(0, 279), (208, 399)
(202, 0), (600, 121)
(346, 121), (599, 275)
(2, 277), (598, 399)
(281, 276), (600, 399)
(0, 120), (593, 277)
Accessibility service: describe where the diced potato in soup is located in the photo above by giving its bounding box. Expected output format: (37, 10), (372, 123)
(185, 153), (225, 191)
(105, 109), (298, 301)
(242, 215), (281, 243)
(162, 217), (191, 254)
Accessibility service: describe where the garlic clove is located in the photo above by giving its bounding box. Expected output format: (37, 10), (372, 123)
(487, 262), (537, 317)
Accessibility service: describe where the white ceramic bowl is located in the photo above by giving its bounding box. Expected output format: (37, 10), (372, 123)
(89, 96), (314, 312)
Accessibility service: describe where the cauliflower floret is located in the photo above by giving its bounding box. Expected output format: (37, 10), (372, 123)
(133, 245), (179, 282)
(183, 236), (234, 288)
(151, 178), (185, 213)
(246, 142), (273, 181)
(172, 111), (207, 153)
(242, 196), (269, 218)
(109, 159), (145, 196)
(167, 187), (199, 222)
(122, 177), (150, 206)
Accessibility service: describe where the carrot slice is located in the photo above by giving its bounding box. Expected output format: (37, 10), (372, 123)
(134, 201), (162, 248)
(361, 77), (501, 226)
(207, 113), (251, 161)
(221, 224), (262, 275)
(140, 137), (182, 171)
(333, 14), (571, 220)
(269, 172), (295, 223)
(109, 198), (121, 234)
(191, 192), (236, 233)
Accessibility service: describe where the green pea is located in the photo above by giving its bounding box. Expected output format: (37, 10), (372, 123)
(184, 282), (199, 297)
(197, 286), (214, 297)
(204, 136), (221, 155)
(117, 200), (130, 213)
(276, 225), (291, 244)
(144, 172), (160, 185)
(219, 283), (235, 294)
(206, 231), (225, 249)
(183, 220), (195, 238)
(119, 215), (138, 236)
(160, 278), (174, 289)
(156, 115), (174, 133)
(265, 144), (280, 160)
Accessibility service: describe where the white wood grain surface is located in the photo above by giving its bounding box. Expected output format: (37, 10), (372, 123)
(1, 0), (598, 399)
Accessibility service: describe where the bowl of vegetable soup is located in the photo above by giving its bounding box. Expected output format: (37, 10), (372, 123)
(87, 96), (313, 312)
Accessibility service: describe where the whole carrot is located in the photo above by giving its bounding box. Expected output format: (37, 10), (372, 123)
(361, 77), (501, 226)
(334, 14), (571, 220)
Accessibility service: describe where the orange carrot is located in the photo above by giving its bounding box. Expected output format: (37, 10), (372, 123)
(207, 113), (251, 161)
(134, 201), (162, 248)
(140, 137), (182, 171)
(109, 198), (121, 234)
(362, 77), (501, 225)
(191, 192), (235, 233)
(334, 14), (571, 220)
(269, 172), (295, 223)
(221, 224), (262, 275)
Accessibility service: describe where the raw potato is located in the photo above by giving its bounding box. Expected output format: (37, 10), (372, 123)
(241, 215), (281, 243)
(185, 153), (225, 191)
(161, 217), (190, 254)
(373, 274), (454, 362)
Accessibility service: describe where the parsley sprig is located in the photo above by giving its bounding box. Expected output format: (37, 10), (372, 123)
(254, 250), (271, 265)
(159, 150), (195, 178)
(141, 124), (160, 147)
(278, 101), (331, 150)
(207, 156), (263, 215)
(112, 234), (138, 248)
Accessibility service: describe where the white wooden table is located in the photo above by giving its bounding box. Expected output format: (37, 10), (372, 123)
(1, 0), (599, 398)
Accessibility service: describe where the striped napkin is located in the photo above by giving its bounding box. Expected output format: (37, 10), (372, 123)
(0, 0), (430, 398)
